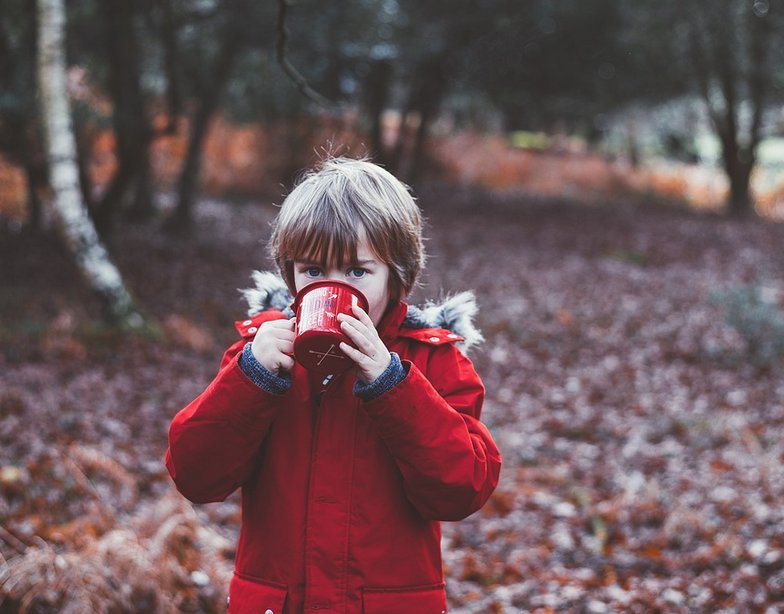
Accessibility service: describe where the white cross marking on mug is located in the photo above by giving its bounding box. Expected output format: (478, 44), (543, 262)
(309, 344), (345, 366)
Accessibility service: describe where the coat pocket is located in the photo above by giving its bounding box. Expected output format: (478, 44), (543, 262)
(362, 582), (447, 613)
(227, 573), (288, 614)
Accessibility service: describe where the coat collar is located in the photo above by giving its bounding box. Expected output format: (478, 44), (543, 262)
(376, 300), (409, 343)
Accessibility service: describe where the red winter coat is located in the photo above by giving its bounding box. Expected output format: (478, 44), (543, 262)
(165, 300), (502, 614)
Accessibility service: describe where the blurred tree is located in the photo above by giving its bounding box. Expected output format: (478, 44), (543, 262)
(5, 0), (783, 227)
(363, 58), (392, 164)
(170, 0), (249, 229)
(460, 0), (642, 135)
(37, 0), (141, 326)
(94, 0), (155, 233)
(618, 0), (783, 215)
(157, 0), (183, 134)
(268, 0), (389, 154)
(681, 0), (781, 215)
(274, 0), (331, 108)
(0, 0), (47, 230)
(168, 0), (307, 228)
(459, 0), (784, 215)
(336, 0), (508, 180)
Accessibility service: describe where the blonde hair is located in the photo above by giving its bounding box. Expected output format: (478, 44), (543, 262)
(269, 157), (425, 300)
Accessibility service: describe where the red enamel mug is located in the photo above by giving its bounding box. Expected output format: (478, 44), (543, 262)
(292, 280), (369, 373)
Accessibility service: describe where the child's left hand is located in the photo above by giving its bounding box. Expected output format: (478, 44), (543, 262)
(338, 304), (391, 384)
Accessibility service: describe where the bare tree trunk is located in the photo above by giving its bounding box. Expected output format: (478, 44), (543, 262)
(364, 59), (392, 165)
(171, 14), (242, 229)
(96, 0), (153, 233)
(400, 58), (447, 185)
(160, 0), (182, 134)
(686, 1), (766, 217)
(718, 127), (755, 216)
(37, 0), (142, 327)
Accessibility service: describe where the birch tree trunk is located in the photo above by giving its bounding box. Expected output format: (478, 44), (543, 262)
(37, 0), (142, 327)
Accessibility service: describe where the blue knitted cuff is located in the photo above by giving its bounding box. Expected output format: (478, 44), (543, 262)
(353, 352), (406, 401)
(239, 342), (292, 395)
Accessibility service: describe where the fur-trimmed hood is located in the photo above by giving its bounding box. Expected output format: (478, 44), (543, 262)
(240, 270), (484, 351)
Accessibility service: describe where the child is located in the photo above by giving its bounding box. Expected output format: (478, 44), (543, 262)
(165, 157), (502, 614)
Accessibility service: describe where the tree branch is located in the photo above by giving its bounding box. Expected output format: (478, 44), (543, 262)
(708, 3), (739, 147)
(683, 8), (723, 136)
(275, 0), (332, 108)
(747, 3), (770, 152)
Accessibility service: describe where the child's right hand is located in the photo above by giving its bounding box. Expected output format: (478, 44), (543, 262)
(250, 318), (296, 375)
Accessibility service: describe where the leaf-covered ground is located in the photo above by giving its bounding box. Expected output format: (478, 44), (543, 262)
(1, 186), (783, 612)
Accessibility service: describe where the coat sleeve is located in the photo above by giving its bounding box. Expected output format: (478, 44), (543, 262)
(361, 344), (502, 521)
(164, 339), (287, 503)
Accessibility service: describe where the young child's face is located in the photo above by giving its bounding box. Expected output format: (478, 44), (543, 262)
(293, 239), (392, 326)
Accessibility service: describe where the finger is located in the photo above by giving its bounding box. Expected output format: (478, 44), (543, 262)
(263, 318), (295, 331)
(274, 329), (296, 342)
(338, 314), (365, 335)
(340, 320), (375, 354)
(337, 312), (360, 327)
(277, 338), (294, 355)
(351, 304), (376, 326)
(340, 316), (388, 361)
(254, 331), (294, 353)
(266, 318), (291, 327)
(278, 354), (295, 372)
(339, 341), (368, 365)
(339, 312), (376, 341)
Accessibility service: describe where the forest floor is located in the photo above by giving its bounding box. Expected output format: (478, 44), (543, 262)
(1, 184), (784, 612)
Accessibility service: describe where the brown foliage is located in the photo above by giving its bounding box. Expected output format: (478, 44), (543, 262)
(1, 490), (233, 613)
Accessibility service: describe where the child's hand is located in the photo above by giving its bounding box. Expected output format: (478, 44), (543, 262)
(338, 305), (391, 384)
(251, 318), (296, 375)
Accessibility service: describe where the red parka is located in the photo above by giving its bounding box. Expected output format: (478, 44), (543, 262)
(165, 300), (502, 614)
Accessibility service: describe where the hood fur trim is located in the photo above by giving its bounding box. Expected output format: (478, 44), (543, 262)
(239, 271), (483, 351)
(240, 271), (295, 317)
(403, 292), (484, 351)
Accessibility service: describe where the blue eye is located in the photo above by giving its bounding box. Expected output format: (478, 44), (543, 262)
(348, 268), (366, 279)
(306, 267), (322, 277)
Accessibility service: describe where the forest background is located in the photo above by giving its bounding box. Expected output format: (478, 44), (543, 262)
(2, 0), (784, 611)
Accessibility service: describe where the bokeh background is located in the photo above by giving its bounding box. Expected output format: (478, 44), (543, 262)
(2, 0), (784, 612)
